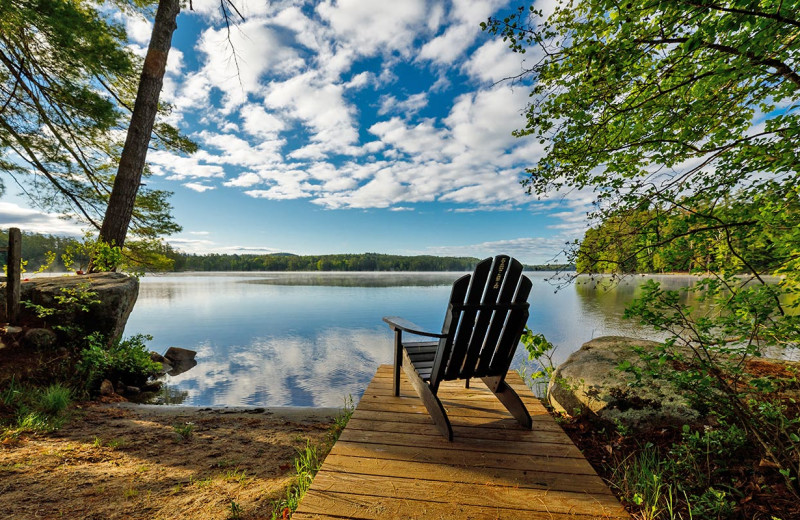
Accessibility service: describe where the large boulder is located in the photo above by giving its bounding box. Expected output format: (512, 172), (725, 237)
(17, 273), (139, 344)
(548, 336), (700, 430)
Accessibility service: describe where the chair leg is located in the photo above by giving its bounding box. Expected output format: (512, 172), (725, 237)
(393, 329), (402, 397)
(402, 350), (453, 441)
(482, 376), (532, 429)
(465, 378), (470, 389)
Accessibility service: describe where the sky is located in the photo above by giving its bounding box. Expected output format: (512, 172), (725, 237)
(1, 0), (594, 265)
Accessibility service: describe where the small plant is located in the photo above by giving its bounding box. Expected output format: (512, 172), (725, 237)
(331, 395), (354, 440)
(107, 438), (125, 449)
(609, 444), (686, 520)
(223, 468), (251, 485)
(173, 422), (195, 441)
(270, 441), (321, 519)
(518, 328), (558, 398)
(62, 232), (122, 273)
(228, 500), (243, 520)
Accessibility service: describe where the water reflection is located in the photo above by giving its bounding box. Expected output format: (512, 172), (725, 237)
(124, 272), (705, 406)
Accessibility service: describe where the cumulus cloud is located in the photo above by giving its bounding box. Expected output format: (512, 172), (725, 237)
(316, 0), (432, 58)
(183, 182), (216, 193)
(424, 236), (571, 264)
(136, 0), (587, 237)
(462, 38), (527, 83)
(377, 92), (428, 117)
(0, 202), (85, 236)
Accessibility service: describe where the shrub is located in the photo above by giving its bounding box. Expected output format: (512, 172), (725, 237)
(77, 333), (161, 393)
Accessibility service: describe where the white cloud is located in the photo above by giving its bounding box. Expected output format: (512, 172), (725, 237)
(423, 236), (572, 264)
(265, 72), (359, 153)
(223, 172), (262, 188)
(0, 202), (85, 236)
(124, 13), (153, 45)
(148, 150), (226, 180)
(462, 38), (527, 83)
(240, 105), (286, 139)
(183, 18), (305, 113)
(184, 182), (216, 192)
(417, 0), (506, 65)
(377, 92), (428, 117)
(316, 0), (431, 58)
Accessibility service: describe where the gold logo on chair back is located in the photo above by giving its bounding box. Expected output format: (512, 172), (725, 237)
(492, 257), (507, 289)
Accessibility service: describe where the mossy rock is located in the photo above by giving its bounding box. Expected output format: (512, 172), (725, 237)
(548, 336), (701, 430)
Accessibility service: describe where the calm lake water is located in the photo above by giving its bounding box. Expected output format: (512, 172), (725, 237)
(123, 272), (699, 407)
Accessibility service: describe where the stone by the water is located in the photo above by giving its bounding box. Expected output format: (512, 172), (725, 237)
(163, 346), (197, 363)
(100, 379), (115, 396)
(548, 336), (700, 430)
(14, 273), (138, 344)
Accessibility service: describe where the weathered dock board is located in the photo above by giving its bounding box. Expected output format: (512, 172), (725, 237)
(292, 364), (630, 519)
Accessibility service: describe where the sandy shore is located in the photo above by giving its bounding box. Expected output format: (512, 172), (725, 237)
(0, 402), (339, 519)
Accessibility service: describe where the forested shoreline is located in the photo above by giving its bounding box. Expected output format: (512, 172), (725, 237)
(0, 230), (568, 272)
(574, 196), (787, 275)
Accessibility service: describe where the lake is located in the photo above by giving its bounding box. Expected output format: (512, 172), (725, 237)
(123, 272), (699, 407)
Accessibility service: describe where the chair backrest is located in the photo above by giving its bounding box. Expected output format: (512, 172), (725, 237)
(429, 255), (532, 390)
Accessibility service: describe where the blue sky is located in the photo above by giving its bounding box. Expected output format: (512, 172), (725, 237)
(1, 0), (592, 264)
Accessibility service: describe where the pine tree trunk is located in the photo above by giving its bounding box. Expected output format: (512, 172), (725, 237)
(98, 0), (180, 253)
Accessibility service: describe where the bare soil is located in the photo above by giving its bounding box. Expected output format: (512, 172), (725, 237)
(0, 402), (336, 520)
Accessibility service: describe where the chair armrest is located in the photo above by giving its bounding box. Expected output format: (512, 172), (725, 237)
(382, 316), (447, 338)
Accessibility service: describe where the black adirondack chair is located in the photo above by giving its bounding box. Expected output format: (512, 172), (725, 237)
(383, 255), (533, 441)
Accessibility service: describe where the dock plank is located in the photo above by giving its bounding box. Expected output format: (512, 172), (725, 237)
(292, 365), (630, 519)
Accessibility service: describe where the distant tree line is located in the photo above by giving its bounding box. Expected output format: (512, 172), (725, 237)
(169, 252), (569, 272)
(0, 230), (570, 273)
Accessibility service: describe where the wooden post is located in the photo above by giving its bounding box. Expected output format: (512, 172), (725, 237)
(6, 227), (21, 324)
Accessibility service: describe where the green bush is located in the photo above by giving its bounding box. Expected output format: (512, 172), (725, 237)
(77, 333), (161, 392)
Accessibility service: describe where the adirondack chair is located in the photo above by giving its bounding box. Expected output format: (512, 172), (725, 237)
(383, 255), (533, 441)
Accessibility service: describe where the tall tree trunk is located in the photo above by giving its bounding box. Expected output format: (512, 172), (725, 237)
(98, 0), (180, 253)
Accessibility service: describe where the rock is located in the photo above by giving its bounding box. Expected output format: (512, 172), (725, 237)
(548, 336), (700, 430)
(150, 352), (166, 363)
(116, 381), (127, 394)
(141, 381), (162, 393)
(125, 386), (140, 395)
(23, 328), (57, 349)
(163, 347), (196, 363)
(100, 379), (115, 396)
(157, 360), (173, 375)
(167, 359), (197, 377)
(15, 273), (138, 344)
(4, 325), (23, 334)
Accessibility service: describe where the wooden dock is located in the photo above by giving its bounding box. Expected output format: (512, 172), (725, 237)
(293, 365), (630, 519)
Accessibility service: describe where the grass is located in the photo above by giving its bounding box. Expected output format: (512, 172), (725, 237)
(1, 379), (73, 438)
(609, 444), (690, 520)
(270, 396), (354, 519)
(172, 422), (195, 441)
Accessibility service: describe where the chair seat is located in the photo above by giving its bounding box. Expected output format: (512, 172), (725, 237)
(404, 341), (438, 381)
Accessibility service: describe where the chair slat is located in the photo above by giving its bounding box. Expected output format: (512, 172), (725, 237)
(444, 258), (493, 380)
(429, 275), (470, 389)
(475, 258), (525, 375)
(488, 276), (533, 374)
(461, 256), (520, 379)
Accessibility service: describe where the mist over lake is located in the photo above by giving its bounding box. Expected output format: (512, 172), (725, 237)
(123, 272), (699, 407)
